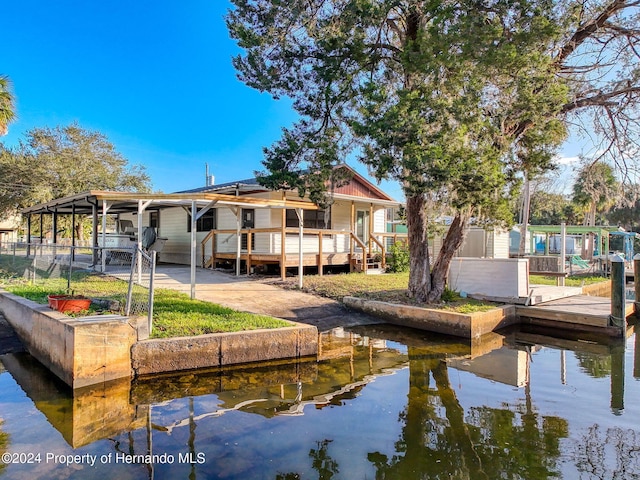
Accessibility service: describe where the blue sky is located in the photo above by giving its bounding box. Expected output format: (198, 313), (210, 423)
(2, 1), (583, 201)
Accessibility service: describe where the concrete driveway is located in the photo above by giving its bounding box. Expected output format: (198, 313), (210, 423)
(153, 265), (383, 332)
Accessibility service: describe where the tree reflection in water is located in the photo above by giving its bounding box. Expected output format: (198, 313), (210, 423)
(572, 423), (640, 479)
(368, 348), (568, 480)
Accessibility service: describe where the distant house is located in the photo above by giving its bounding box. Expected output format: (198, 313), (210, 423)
(0, 215), (20, 248)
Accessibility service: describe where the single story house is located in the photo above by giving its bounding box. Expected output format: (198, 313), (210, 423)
(119, 164), (405, 275)
(18, 164), (509, 286)
(0, 214), (20, 250)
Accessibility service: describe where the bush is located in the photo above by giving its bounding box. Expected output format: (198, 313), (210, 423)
(386, 242), (410, 273)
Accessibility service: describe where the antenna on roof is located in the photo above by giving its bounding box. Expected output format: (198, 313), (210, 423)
(205, 163), (215, 187)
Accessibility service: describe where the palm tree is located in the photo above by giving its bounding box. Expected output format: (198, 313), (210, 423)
(0, 75), (16, 136)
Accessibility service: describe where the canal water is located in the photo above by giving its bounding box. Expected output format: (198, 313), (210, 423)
(1, 323), (639, 479)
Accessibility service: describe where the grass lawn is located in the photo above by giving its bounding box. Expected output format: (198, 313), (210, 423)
(529, 274), (608, 286)
(0, 271), (290, 339)
(271, 272), (500, 313)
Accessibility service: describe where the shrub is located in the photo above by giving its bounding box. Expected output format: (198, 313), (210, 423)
(386, 242), (410, 273)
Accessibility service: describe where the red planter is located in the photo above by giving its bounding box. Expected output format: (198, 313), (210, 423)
(47, 295), (91, 313)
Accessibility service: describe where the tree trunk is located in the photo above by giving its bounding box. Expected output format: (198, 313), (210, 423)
(427, 213), (469, 303)
(518, 176), (530, 256)
(406, 194), (431, 303)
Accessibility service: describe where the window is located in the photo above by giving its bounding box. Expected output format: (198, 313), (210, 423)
(149, 211), (159, 229)
(286, 208), (331, 229)
(187, 208), (216, 232)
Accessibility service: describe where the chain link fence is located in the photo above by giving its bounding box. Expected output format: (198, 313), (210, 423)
(0, 242), (156, 326)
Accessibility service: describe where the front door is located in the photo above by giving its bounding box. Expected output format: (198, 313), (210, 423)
(241, 209), (255, 250)
(356, 210), (369, 244)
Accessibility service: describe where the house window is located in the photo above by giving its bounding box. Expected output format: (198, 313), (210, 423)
(187, 208), (216, 232)
(286, 208), (331, 229)
(149, 211), (159, 229)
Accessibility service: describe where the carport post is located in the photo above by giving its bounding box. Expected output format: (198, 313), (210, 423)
(101, 200), (108, 272)
(559, 223), (566, 287)
(296, 208), (304, 289)
(190, 201), (197, 299)
(236, 208), (241, 277)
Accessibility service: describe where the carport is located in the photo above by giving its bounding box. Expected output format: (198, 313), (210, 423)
(21, 191), (318, 298)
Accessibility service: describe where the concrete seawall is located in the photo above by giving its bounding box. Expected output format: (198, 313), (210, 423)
(0, 291), (138, 388)
(343, 296), (518, 339)
(131, 325), (318, 376)
(0, 290), (319, 388)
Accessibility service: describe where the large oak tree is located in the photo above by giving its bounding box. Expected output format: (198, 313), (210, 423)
(0, 124), (151, 232)
(227, 1), (640, 302)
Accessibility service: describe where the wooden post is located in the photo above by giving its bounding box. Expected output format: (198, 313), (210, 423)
(368, 203), (373, 258)
(559, 223), (566, 287)
(247, 228), (252, 274)
(101, 201), (109, 273)
(297, 208), (304, 289)
(350, 201), (355, 272)
(235, 207), (241, 277)
(544, 233), (549, 255)
(190, 201), (197, 299)
(610, 344), (625, 414)
(634, 329), (640, 379)
(610, 254), (625, 330)
(318, 231), (323, 276)
(633, 253), (640, 313)
(92, 203), (99, 265)
(211, 232), (216, 270)
(281, 207), (286, 280)
(529, 228), (534, 255)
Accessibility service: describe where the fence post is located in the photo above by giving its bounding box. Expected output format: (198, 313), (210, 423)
(610, 255), (626, 331)
(68, 245), (73, 292)
(148, 250), (157, 334)
(125, 247), (137, 317)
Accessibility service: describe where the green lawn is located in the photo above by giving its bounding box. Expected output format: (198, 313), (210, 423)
(529, 274), (608, 286)
(273, 272), (499, 313)
(0, 271), (290, 339)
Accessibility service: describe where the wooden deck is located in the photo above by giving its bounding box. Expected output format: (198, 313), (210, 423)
(516, 295), (635, 334)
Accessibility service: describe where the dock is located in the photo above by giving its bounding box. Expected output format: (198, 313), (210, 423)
(516, 294), (635, 335)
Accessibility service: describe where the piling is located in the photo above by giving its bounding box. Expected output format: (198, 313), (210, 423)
(634, 254), (640, 312)
(610, 255), (625, 331)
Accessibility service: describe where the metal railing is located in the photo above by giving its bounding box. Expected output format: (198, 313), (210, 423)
(0, 242), (156, 327)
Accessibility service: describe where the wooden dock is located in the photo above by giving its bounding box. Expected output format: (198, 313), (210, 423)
(516, 295), (635, 335)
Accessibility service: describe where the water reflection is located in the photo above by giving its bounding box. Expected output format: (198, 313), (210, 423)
(0, 323), (639, 479)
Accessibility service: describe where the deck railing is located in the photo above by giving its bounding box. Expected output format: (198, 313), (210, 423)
(201, 227), (408, 275)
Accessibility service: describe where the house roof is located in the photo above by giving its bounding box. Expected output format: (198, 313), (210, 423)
(176, 164), (399, 204)
(177, 177), (262, 194)
(20, 190), (319, 216)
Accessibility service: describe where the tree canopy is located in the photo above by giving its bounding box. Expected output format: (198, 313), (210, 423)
(572, 161), (620, 226)
(0, 75), (15, 136)
(227, 1), (640, 302)
(0, 124), (151, 218)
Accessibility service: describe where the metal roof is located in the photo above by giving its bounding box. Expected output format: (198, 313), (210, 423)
(20, 190), (319, 216)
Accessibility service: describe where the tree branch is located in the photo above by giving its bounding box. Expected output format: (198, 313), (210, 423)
(555, 0), (638, 65)
(561, 85), (640, 113)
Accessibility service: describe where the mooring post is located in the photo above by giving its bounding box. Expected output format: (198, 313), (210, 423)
(610, 255), (626, 330)
(610, 344), (625, 415)
(634, 253), (640, 314)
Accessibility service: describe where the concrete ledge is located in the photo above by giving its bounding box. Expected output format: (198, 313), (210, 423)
(131, 324), (318, 376)
(343, 296), (517, 339)
(0, 290), (138, 388)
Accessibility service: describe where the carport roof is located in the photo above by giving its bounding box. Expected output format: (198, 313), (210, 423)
(20, 190), (319, 215)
